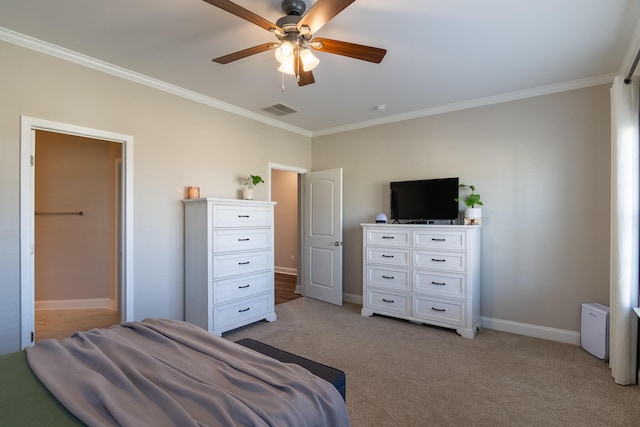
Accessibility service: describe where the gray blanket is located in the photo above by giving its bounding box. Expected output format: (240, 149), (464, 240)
(26, 319), (350, 427)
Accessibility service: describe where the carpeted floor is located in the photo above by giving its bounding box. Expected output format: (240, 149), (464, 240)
(224, 297), (640, 427)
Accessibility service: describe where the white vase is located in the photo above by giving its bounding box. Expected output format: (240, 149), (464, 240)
(242, 188), (254, 200)
(465, 207), (482, 219)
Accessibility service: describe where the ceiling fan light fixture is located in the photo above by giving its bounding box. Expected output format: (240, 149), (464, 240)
(300, 48), (319, 72)
(278, 62), (296, 75)
(206, 0), (386, 87)
(275, 41), (294, 64)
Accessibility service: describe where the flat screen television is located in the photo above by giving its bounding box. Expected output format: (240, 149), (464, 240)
(390, 177), (459, 222)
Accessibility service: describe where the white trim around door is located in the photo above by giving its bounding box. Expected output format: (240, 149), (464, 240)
(19, 116), (134, 349)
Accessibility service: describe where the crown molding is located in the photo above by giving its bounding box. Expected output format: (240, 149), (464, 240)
(0, 26), (622, 140)
(0, 27), (312, 138)
(312, 73), (617, 137)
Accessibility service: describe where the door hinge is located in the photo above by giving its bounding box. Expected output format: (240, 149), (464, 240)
(31, 331), (34, 343)
(30, 155), (34, 166)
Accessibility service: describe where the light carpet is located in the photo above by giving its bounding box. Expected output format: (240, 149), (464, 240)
(224, 297), (640, 427)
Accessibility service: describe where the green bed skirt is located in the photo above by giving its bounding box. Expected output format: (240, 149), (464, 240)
(0, 350), (84, 426)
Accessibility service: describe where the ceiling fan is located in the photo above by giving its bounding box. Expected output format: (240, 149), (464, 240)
(203, 0), (387, 86)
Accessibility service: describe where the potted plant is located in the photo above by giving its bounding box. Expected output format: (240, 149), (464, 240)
(455, 184), (483, 222)
(242, 175), (264, 200)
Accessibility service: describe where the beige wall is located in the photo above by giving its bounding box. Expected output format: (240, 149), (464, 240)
(272, 169), (299, 274)
(312, 85), (611, 333)
(35, 131), (118, 303)
(0, 40), (311, 354)
(0, 38), (612, 353)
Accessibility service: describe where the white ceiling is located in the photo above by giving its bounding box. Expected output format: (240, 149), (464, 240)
(1, 0), (639, 136)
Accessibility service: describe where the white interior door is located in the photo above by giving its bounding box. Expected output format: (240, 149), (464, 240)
(302, 168), (343, 305)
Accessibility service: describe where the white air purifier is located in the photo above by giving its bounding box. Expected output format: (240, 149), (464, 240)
(580, 303), (609, 361)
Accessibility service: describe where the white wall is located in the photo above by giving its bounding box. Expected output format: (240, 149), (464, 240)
(312, 85), (611, 333)
(0, 40), (311, 354)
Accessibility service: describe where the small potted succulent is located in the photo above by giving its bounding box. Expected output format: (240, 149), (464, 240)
(242, 175), (264, 200)
(455, 183), (483, 222)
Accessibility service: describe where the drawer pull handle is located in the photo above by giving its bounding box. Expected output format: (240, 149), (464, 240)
(382, 236), (394, 239)
(238, 261), (250, 265)
(382, 275), (395, 279)
(432, 238), (446, 242)
(238, 215), (250, 218)
(431, 281), (446, 286)
(382, 298), (395, 303)
(431, 258), (446, 262)
(239, 307), (250, 313)
(382, 254), (394, 258)
(238, 285), (250, 289)
(431, 307), (446, 312)
(238, 238), (250, 241)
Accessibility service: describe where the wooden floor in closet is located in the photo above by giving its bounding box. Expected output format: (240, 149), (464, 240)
(275, 272), (301, 305)
(35, 273), (301, 342)
(35, 309), (122, 343)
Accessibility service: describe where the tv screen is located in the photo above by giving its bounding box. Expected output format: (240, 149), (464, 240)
(390, 177), (459, 222)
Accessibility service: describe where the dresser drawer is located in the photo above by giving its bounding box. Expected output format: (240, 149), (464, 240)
(213, 205), (271, 228)
(214, 271), (272, 304)
(413, 250), (466, 272)
(213, 250), (271, 279)
(213, 294), (270, 330)
(414, 296), (465, 326)
(413, 230), (465, 250)
(366, 247), (410, 266)
(366, 228), (411, 247)
(413, 270), (465, 299)
(367, 290), (410, 315)
(366, 265), (410, 291)
(212, 228), (271, 253)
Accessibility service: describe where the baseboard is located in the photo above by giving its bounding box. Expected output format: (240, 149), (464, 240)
(343, 293), (363, 305)
(35, 298), (117, 311)
(275, 266), (297, 275)
(481, 316), (580, 345)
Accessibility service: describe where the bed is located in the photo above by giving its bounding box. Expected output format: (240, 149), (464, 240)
(0, 319), (350, 426)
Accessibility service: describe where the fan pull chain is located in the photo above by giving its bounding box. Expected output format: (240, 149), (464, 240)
(281, 71), (286, 92)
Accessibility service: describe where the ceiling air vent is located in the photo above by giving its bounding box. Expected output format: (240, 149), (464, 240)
(262, 103), (298, 117)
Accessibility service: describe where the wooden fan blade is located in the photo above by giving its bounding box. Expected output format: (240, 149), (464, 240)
(202, 0), (281, 33)
(298, 69), (315, 86)
(297, 0), (355, 35)
(311, 38), (387, 63)
(213, 43), (277, 64)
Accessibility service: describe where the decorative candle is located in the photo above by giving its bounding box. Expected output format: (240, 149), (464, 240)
(187, 187), (200, 199)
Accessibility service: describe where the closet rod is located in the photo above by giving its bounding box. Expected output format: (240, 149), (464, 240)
(35, 211), (84, 216)
(624, 48), (640, 84)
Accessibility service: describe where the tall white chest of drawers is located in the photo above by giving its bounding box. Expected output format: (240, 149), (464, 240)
(184, 198), (277, 336)
(361, 223), (481, 338)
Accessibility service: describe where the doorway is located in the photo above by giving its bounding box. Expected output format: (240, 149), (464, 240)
(269, 164), (344, 306)
(20, 116), (134, 349)
(33, 131), (122, 341)
(301, 168), (344, 306)
(270, 163), (307, 303)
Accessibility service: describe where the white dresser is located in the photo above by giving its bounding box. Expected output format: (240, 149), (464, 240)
(361, 223), (481, 338)
(184, 198), (277, 336)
